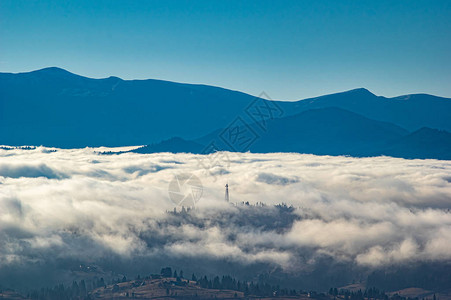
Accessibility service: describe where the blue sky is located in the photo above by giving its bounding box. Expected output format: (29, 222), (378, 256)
(1, 0), (450, 100)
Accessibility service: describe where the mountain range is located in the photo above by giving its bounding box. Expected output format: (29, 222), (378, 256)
(1, 67), (450, 159)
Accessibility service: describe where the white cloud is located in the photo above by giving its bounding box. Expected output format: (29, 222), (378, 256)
(0, 147), (450, 278)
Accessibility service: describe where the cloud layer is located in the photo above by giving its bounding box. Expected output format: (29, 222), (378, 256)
(0, 147), (450, 288)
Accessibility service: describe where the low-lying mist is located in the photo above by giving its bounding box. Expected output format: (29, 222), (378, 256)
(0, 146), (450, 291)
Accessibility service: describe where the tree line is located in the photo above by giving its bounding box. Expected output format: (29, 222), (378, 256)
(19, 266), (439, 300)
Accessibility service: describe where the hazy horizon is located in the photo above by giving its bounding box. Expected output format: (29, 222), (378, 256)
(4, 66), (451, 100)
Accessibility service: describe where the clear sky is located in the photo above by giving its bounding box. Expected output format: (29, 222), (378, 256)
(1, 0), (450, 100)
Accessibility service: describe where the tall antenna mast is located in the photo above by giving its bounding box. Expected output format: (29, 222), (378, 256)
(225, 183), (229, 202)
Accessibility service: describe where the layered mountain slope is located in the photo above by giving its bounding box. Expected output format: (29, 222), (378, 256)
(137, 108), (410, 157)
(1, 67), (450, 156)
(380, 127), (451, 160)
(290, 88), (451, 132)
(134, 108), (451, 160)
(0, 68), (291, 147)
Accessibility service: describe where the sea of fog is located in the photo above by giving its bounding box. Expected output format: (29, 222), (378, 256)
(0, 146), (450, 290)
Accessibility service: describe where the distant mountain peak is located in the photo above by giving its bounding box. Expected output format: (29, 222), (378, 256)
(107, 75), (122, 81)
(344, 88), (375, 96)
(34, 66), (71, 74)
(30, 67), (79, 78)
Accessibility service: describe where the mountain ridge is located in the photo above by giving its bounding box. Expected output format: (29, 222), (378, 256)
(133, 107), (415, 157)
(3, 67), (449, 102)
(1, 67), (451, 160)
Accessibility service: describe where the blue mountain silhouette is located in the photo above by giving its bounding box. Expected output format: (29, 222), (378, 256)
(1, 67), (451, 159)
(136, 107), (409, 156)
(379, 127), (451, 160)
